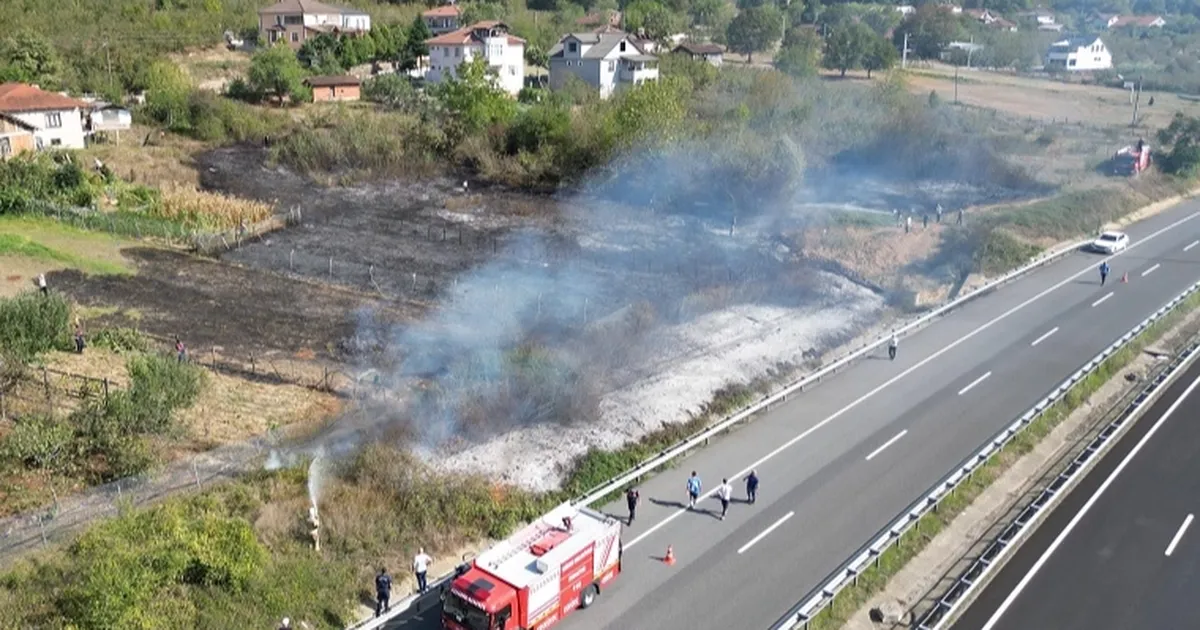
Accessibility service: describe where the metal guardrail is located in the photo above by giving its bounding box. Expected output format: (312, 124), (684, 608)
(769, 279), (1200, 630)
(345, 237), (1092, 629)
(912, 303), (1200, 630)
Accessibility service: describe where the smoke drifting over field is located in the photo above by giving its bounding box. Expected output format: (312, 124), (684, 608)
(278, 95), (1048, 472)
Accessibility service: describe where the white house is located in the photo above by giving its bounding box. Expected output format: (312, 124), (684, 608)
(257, 0), (371, 50)
(1110, 15), (1166, 28)
(425, 21), (526, 96)
(1045, 36), (1112, 71)
(548, 32), (659, 99)
(0, 83), (87, 150)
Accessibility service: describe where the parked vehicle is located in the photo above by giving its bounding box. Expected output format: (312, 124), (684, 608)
(1090, 231), (1130, 254)
(1111, 139), (1151, 176)
(442, 503), (622, 630)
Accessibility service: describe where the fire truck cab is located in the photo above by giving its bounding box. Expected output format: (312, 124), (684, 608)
(442, 503), (622, 630)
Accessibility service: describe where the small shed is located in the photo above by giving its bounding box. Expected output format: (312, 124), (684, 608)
(305, 75), (362, 102)
(672, 42), (724, 66)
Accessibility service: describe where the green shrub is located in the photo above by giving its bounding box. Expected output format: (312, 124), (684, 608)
(0, 415), (75, 471)
(0, 291), (71, 360)
(125, 353), (206, 434)
(90, 328), (151, 354)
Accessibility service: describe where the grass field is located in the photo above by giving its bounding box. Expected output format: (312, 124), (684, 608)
(0, 216), (136, 297)
(903, 62), (1200, 130)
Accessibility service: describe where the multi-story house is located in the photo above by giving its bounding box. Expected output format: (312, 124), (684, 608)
(1045, 35), (1112, 71)
(548, 32), (658, 99)
(0, 83), (87, 150)
(423, 5), (463, 35)
(258, 0), (371, 50)
(425, 21), (526, 96)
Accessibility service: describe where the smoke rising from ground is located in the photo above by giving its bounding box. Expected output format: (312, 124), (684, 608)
(289, 84), (1044, 471)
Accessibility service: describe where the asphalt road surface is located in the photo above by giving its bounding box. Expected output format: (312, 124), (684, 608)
(385, 201), (1200, 630)
(951, 347), (1200, 630)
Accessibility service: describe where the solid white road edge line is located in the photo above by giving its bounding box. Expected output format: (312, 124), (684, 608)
(866, 430), (908, 461)
(623, 210), (1200, 551)
(1186, 240), (1199, 252)
(979, 370), (1200, 630)
(1165, 514), (1195, 557)
(1143, 263), (1162, 277)
(737, 511), (795, 555)
(1031, 327), (1059, 347)
(958, 372), (993, 396)
(1093, 292), (1115, 307)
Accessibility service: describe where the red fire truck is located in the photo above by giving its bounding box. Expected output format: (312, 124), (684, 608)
(442, 503), (622, 630)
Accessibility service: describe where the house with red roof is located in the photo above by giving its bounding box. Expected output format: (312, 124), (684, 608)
(0, 83), (88, 150)
(423, 5), (463, 35)
(425, 21), (526, 96)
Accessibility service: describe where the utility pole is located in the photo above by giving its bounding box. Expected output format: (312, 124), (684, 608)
(902, 32), (909, 69)
(1131, 74), (1143, 128)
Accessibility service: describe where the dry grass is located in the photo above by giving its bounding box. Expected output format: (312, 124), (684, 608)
(0, 215), (137, 297)
(169, 45), (253, 92)
(902, 62), (1200, 129)
(81, 125), (208, 189)
(35, 347), (343, 447)
(157, 184), (275, 230)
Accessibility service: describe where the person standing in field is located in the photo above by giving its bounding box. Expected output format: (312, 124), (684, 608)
(37, 273), (47, 296)
(717, 479), (733, 520)
(412, 548), (433, 594)
(175, 337), (187, 363)
(686, 472), (702, 510)
(74, 326), (85, 354)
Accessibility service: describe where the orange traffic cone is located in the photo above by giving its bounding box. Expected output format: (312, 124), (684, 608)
(664, 546), (675, 565)
(1122, 272), (1129, 283)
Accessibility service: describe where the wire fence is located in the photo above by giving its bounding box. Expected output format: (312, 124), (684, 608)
(0, 365), (111, 421)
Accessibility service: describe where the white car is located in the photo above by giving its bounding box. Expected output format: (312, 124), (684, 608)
(1091, 231), (1130, 254)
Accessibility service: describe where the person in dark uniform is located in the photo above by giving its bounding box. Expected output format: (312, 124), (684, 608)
(626, 487), (640, 525)
(375, 567), (392, 617)
(744, 469), (759, 504)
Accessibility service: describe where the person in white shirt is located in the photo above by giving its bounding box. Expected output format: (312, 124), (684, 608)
(37, 273), (47, 296)
(717, 479), (733, 520)
(412, 548), (433, 594)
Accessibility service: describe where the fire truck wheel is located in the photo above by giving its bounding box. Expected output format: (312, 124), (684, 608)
(580, 584), (599, 609)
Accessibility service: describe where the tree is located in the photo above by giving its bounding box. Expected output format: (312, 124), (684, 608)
(1157, 113), (1200, 175)
(691, 0), (732, 27)
(247, 44), (310, 105)
(402, 15), (433, 70)
(822, 22), (871, 77)
(624, 0), (686, 40)
(431, 56), (517, 134)
(775, 29), (822, 77)
(297, 33), (343, 73)
(726, 5), (784, 64)
(893, 4), (964, 59)
(142, 60), (192, 129)
(0, 31), (62, 87)
(862, 34), (898, 78)
(861, 7), (902, 36)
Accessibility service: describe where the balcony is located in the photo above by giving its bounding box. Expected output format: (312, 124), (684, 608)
(618, 56), (659, 85)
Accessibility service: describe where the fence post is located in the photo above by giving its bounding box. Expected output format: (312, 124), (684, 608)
(329, 257), (333, 279)
(103, 378), (109, 405)
(193, 460), (201, 490)
(251, 354), (256, 375)
(0, 390), (5, 420)
(290, 249), (295, 271)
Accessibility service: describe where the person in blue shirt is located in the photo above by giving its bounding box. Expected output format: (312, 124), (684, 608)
(687, 472), (702, 509)
(1100, 261), (1110, 286)
(745, 469), (760, 504)
(375, 567), (392, 617)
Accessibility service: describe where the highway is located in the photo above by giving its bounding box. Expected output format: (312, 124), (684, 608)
(951, 348), (1200, 630)
(384, 200), (1200, 630)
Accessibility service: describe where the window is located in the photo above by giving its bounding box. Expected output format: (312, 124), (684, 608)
(35, 137), (43, 150)
(619, 41), (626, 52)
(45, 112), (62, 128)
(50, 138), (61, 146)
(455, 47), (461, 57)
(284, 15), (303, 25)
(0, 137), (10, 157)
(291, 31), (299, 42)
(608, 60), (615, 72)
(568, 41), (577, 53)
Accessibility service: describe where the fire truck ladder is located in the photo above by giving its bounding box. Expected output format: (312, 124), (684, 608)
(485, 520), (560, 570)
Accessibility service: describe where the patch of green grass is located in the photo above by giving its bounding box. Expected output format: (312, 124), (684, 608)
(801, 289), (1200, 630)
(0, 215), (134, 275)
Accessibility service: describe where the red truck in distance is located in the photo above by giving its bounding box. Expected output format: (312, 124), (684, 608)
(442, 503), (622, 630)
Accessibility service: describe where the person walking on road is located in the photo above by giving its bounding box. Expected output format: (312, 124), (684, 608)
(687, 472), (702, 510)
(957, 209), (964, 225)
(626, 487), (640, 525)
(905, 216), (912, 234)
(1100, 261), (1111, 286)
(888, 333), (898, 361)
(412, 548), (433, 594)
(717, 479), (733, 520)
(374, 568), (392, 617)
(744, 469), (759, 504)
(936, 204), (944, 224)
